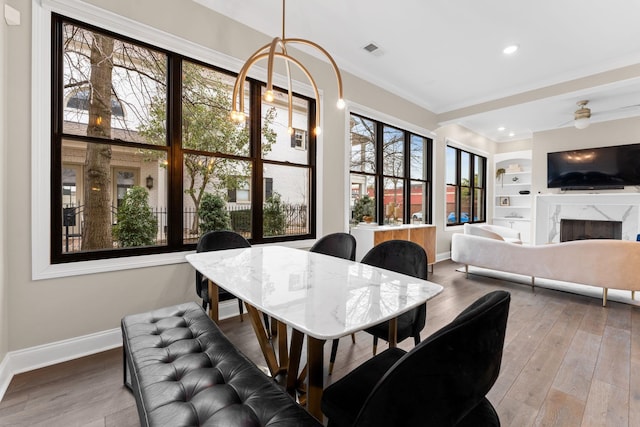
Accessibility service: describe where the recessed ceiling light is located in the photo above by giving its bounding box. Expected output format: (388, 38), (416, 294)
(503, 44), (519, 55)
(498, 126), (506, 131)
(509, 132), (515, 137)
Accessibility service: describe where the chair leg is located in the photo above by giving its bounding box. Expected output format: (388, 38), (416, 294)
(329, 338), (340, 375)
(269, 316), (277, 338)
(414, 333), (421, 346)
(372, 336), (378, 356)
(351, 333), (356, 344)
(122, 345), (131, 389)
(237, 299), (244, 321)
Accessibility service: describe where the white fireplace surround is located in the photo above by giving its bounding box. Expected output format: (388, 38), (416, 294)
(534, 193), (640, 244)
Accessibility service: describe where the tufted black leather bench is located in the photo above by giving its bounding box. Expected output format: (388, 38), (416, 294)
(122, 302), (321, 427)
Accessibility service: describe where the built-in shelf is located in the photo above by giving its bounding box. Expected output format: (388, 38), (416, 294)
(493, 216), (531, 221)
(494, 150), (532, 243)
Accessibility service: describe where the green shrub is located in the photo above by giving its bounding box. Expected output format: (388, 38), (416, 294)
(263, 193), (286, 236)
(230, 209), (251, 232)
(353, 194), (375, 223)
(113, 186), (158, 247)
(198, 193), (231, 233)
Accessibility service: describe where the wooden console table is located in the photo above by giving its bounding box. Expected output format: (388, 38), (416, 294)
(351, 224), (436, 267)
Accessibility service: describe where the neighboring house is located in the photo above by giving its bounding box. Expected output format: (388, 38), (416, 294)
(59, 61), (311, 250)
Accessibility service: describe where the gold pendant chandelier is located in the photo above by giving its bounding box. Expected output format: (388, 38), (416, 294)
(230, 0), (345, 135)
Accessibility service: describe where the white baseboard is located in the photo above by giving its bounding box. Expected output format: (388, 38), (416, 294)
(436, 251), (450, 263)
(217, 298), (246, 320)
(0, 355), (11, 403)
(0, 327), (122, 401)
(0, 299), (243, 402)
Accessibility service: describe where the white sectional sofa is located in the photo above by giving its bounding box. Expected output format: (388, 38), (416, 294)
(451, 224), (640, 306)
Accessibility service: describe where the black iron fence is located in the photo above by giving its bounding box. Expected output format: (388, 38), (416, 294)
(62, 203), (308, 253)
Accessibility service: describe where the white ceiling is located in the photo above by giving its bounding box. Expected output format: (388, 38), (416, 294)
(194, 0), (640, 142)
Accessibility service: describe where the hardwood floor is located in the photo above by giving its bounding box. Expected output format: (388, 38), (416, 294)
(2, 259), (639, 426)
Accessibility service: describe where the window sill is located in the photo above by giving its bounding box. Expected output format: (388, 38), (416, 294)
(32, 239), (317, 280)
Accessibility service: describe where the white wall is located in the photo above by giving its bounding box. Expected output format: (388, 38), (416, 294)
(433, 124), (498, 255)
(1, 1), (10, 365)
(532, 116), (640, 194)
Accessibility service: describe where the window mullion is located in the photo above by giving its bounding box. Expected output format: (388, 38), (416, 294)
(167, 56), (184, 246)
(469, 154), (476, 223)
(456, 150), (462, 225)
(51, 15), (64, 260)
(375, 122), (384, 225)
(403, 130), (410, 224)
(250, 81), (264, 242)
(308, 97), (317, 237)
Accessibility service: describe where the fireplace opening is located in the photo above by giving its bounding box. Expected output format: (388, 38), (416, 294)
(560, 219), (622, 242)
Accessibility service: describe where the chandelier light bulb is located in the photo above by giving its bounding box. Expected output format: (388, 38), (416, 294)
(230, 110), (245, 123)
(230, 0), (343, 142)
(336, 98), (346, 109)
(288, 126), (294, 135)
(314, 126), (321, 135)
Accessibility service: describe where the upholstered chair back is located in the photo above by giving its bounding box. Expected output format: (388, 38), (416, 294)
(353, 290), (510, 426)
(309, 232), (356, 261)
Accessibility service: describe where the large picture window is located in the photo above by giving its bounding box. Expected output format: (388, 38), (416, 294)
(51, 15), (315, 263)
(445, 144), (486, 226)
(349, 113), (432, 226)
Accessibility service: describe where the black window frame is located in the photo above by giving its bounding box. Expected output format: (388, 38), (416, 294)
(349, 113), (433, 225)
(445, 145), (486, 226)
(50, 14), (317, 264)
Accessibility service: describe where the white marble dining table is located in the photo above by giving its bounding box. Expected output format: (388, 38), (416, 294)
(185, 245), (443, 420)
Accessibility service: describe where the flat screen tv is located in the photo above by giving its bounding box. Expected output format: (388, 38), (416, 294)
(547, 143), (640, 190)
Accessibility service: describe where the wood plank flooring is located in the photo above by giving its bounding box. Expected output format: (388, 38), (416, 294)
(2, 259), (639, 426)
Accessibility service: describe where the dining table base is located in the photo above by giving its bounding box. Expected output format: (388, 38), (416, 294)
(242, 302), (399, 421)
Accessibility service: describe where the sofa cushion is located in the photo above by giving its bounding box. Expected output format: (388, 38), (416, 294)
(464, 223), (522, 244)
(464, 225), (504, 241)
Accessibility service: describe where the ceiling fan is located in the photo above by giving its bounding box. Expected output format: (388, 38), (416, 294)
(573, 100), (591, 129)
(560, 99), (640, 129)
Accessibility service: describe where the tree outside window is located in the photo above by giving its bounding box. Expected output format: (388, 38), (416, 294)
(52, 16), (315, 263)
(446, 144), (486, 225)
(349, 113), (432, 226)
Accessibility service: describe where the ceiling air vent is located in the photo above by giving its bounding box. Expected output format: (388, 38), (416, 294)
(362, 42), (384, 56)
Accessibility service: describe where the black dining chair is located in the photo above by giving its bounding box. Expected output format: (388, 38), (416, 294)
(309, 232), (356, 261)
(360, 240), (428, 356)
(309, 232), (357, 374)
(321, 290), (511, 427)
(195, 230), (250, 321)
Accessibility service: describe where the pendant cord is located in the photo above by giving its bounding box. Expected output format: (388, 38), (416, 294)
(282, 0), (286, 40)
